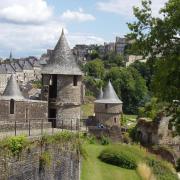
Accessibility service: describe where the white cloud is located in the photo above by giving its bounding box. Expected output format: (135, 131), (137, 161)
(97, 0), (168, 17)
(61, 8), (95, 22)
(0, 1), (102, 57)
(68, 33), (104, 47)
(0, 0), (52, 24)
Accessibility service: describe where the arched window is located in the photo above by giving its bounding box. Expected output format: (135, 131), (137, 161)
(105, 104), (108, 109)
(10, 99), (15, 114)
(114, 117), (117, 123)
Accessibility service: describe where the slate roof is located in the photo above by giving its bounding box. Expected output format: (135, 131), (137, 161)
(95, 81), (122, 104)
(10, 62), (23, 72)
(19, 59), (33, 70)
(42, 30), (83, 75)
(1, 75), (25, 100)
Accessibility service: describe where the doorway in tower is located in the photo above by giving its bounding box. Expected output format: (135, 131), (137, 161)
(49, 108), (57, 128)
(49, 75), (57, 99)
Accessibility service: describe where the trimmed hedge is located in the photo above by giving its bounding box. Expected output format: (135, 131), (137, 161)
(98, 148), (137, 169)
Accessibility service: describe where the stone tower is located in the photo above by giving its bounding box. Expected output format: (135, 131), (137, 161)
(41, 30), (83, 129)
(94, 81), (123, 127)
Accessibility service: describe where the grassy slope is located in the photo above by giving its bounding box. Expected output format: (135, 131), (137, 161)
(81, 144), (140, 180)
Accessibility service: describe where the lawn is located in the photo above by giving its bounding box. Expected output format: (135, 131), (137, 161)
(81, 143), (141, 180)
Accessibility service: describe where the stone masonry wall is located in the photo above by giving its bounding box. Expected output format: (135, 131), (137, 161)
(0, 141), (79, 180)
(0, 100), (48, 123)
(94, 103), (122, 114)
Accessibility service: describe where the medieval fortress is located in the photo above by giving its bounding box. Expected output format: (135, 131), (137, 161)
(0, 30), (123, 133)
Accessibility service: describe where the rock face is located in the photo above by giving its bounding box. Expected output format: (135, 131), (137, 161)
(41, 30), (83, 129)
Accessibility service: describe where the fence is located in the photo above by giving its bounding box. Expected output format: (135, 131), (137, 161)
(0, 118), (88, 138)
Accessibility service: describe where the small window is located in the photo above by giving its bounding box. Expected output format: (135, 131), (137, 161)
(114, 118), (117, 123)
(10, 99), (15, 114)
(105, 104), (108, 109)
(73, 76), (78, 86)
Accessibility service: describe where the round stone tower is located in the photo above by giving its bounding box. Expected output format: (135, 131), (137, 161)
(41, 30), (83, 129)
(94, 81), (123, 127)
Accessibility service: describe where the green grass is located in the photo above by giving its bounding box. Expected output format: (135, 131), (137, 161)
(81, 143), (141, 180)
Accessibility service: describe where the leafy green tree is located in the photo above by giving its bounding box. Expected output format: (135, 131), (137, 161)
(106, 67), (148, 114)
(104, 52), (125, 68)
(152, 55), (180, 101)
(127, 0), (180, 58)
(84, 59), (105, 79)
(90, 50), (99, 60)
(130, 61), (152, 90)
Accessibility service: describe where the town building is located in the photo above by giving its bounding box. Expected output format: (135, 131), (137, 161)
(0, 56), (41, 94)
(41, 30), (83, 129)
(115, 36), (127, 54)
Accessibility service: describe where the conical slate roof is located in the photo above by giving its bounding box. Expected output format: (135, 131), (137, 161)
(42, 29), (83, 75)
(95, 81), (122, 104)
(1, 75), (24, 100)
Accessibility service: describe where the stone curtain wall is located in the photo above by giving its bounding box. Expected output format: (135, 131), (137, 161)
(0, 142), (79, 180)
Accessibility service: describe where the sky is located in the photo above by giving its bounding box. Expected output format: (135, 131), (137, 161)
(0, 0), (167, 58)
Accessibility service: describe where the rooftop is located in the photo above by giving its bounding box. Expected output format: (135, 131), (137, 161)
(95, 81), (122, 104)
(1, 75), (25, 100)
(41, 30), (83, 75)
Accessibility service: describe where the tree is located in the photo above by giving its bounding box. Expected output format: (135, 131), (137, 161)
(127, 0), (180, 58)
(127, 0), (180, 134)
(106, 67), (148, 114)
(130, 61), (152, 90)
(84, 59), (105, 79)
(152, 55), (180, 101)
(90, 50), (99, 60)
(104, 52), (125, 68)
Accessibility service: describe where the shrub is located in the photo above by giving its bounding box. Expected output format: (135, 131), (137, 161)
(137, 163), (155, 180)
(100, 136), (110, 145)
(39, 151), (52, 168)
(98, 148), (137, 169)
(176, 158), (180, 172)
(146, 157), (178, 180)
(7, 135), (29, 156)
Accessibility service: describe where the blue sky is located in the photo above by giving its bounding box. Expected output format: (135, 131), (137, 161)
(0, 0), (167, 58)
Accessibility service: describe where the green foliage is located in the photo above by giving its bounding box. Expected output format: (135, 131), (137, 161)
(99, 147), (137, 169)
(104, 52), (126, 68)
(90, 50), (99, 60)
(146, 157), (178, 180)
(100, 136), (110, 145)
(39, 151), (52, 168)
(6, 135), (29, 156)
(152, 56), (180, 102)
(32, 80), (42, 89)
(83, 76), (104, 97)
(106, 66), (148, 114)
(130, 61), (153, 90)
(138, 98), (167, 120)
(127, 0), (180, 57)
(84, 59), (105, 79)
(176, 158), (180, 172)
